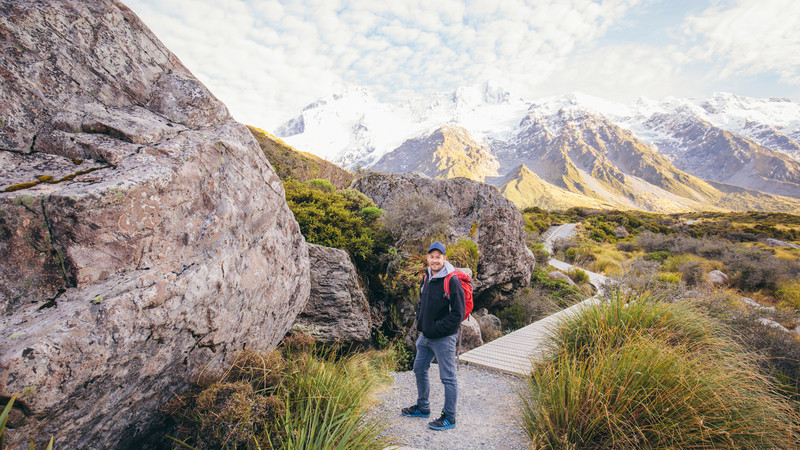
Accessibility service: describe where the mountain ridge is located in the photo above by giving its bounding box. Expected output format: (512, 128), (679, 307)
(276, 86), (800, 212)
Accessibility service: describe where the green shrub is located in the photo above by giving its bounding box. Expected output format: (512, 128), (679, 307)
(616, 240), (638, 252)
(527, 242), (550, 268)
(497, 286), (564, 331)
(496, 303), (527, 331)
(306, 178), (335, 193)
(531, 269), (585, 307)
(359, 206), (384, 225)
(564, 246), (578, 263)
(643, 250), (671, 262)
(283, 179), (380, 262)
(496, 270), (585, 331)
(338, 188), (377, 211)
(520, 291), (800, 448)
(522, 206), (554, 234)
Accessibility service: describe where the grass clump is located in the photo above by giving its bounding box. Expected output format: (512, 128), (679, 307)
(519, 290), (800, 449)
(445, 237), (479, 275)
(167, 335), (397, 449)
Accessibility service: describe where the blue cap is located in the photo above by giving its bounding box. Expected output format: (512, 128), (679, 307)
(428, 241), (446, 254)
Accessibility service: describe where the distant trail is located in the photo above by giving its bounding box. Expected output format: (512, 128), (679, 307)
(541, 224), (608, 291)
(541, 223), (578, 253)
(458, 223), (610, 376)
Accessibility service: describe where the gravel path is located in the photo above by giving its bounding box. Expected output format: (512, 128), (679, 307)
(371, 364), (530, 450)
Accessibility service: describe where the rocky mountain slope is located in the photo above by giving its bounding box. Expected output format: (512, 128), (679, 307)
(278, 86), (800, 212)
(0, 1), (309, 448)
(248, 125), (353, 189)
(371, 125), (499, 182)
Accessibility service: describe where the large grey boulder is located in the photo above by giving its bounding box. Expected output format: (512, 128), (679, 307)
(294, 244), (371, 343)
(0, 1), (309, 448)
(351, 172), (535, 306)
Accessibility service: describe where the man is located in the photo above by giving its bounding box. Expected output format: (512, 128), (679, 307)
(401, 241), (465, 431)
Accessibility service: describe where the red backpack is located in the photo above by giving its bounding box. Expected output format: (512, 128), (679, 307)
(423, 269), (474, 321)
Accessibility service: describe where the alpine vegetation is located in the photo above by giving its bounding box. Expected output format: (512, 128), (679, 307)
(519, 288), (800, 448)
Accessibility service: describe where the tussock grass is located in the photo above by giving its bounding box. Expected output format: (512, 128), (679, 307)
(519, 290), (800, 449)
(168, 335), (398, 449)
(548, 289), (726, 359)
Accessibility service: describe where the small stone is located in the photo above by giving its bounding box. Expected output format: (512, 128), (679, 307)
(548, 271), (576, 286)
(707, 270), (729, 285)
(740, 297), (760, 307)
(459, 315), (483, 352)
(757, 318), (789, 332)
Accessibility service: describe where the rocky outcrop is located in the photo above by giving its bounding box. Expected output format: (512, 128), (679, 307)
(351, 172), (535, 306)
(0, 1), (309, 448)
(293, 244), (371, 343)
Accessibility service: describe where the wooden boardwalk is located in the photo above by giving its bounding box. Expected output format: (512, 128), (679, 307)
(458, 294), (599, 376)
(459, 247), (608, 377)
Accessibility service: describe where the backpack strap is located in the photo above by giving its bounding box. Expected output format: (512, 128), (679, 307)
(443, 272), (453, 298)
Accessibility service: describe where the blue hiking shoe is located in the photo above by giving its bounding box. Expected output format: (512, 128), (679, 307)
(401, 404), (430, 417)
(428, 412), (456, 430)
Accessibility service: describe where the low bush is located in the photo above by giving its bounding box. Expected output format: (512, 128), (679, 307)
(495, 303), (527, 331)
(551, 237), (578, 256)
(167, 338), (397, 449)
(497, 270), (585, 331)
(643, 250), (671, 262)
(564, 246), (577, 263)
(306, 178), (335, 193)
(520, 291), (800, 448)
(527, 242), (550, 269)
(380, 194), (453, 247)
(283, 179), (385, 263)
(616, 240), (638, 252)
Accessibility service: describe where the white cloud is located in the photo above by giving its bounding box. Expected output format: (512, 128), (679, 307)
(684, 0), (800, 84)
(127, 0), (647, 129)
(534, 43), (691, 101)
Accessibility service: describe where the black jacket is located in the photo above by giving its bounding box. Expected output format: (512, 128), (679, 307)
(416, 269), (465, 339)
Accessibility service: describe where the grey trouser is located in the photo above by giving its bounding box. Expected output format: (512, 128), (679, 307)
(414, 333), (458, 418)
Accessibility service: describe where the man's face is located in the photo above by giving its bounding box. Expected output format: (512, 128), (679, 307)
(427, 250), (445, 273)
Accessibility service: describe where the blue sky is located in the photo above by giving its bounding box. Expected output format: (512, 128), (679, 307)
(126, 0), (800, 129)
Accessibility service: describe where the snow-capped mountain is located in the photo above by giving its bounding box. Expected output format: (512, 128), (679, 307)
(275, 86), (800, 212)
(277, 81), (529, 168)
